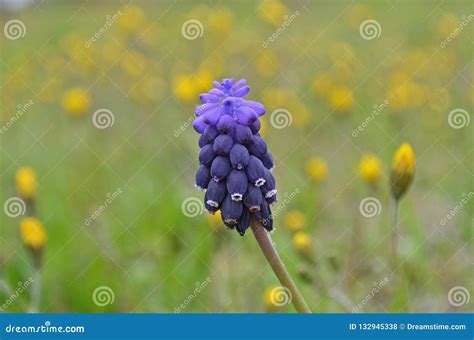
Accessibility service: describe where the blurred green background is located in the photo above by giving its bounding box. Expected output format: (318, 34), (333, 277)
(0, 0), (472, 313)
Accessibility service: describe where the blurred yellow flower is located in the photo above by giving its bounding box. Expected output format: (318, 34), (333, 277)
(284, 210), (305, 232)
(329, 86), (354, 113)
(173, 75), (197, 103)
(118, 5), (145, 33)
(305, 157), (328, 183)
(16, 166), (37, 199)
(292, 231), (313, 254)
(359, 154), (382, 185)
(258, 0), (288, 25)
(208, 8), (233, 37)
(62, 88), (91, 116)
(20, 217), (47, 250)
(208, 210), (224, 230)
(263, 285), (283, 311)
(313, 73), (334, 97)
(390, 143), (416, 200)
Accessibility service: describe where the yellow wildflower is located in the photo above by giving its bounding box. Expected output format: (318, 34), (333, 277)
(118, 5), (145, 33)
(20, 217), (47, 250)
(62, 88), (91, 116)
(329, 86), (354, 114)
(292, 232), (313, 255)
(284, 210), (305, 232)
(15, 166), (37, 199)
(305, 157), (328, 183)
(359, 154), (382, 185)
(258, 0), (288, 26)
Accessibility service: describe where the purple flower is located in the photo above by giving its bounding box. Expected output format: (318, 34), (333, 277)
(193, 78), (276, 235)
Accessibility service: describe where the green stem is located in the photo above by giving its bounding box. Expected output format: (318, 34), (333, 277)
(390, 197), (410, 311)
(29, 269), (41, 313)
(390, 198), (399, 267)
(251, 219), (311, 313)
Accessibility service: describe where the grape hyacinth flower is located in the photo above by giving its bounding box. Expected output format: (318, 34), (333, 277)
(193, 78), (310, 313)
(194, 78), (276, 236)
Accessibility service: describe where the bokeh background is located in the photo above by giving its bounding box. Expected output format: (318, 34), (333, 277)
(0, 0), (472, 313)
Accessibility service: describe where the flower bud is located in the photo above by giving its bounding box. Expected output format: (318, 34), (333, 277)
(229, 144), (250, 170)
(212, 134), (233, 156)
(226, 169), (248, 201)
(216, 115), (235, 134)
(206, 180), (227, 208)
(243, 184), (263, 212)
(195, 165), (211, 190)
(199, 145), (216, 166)
(246, 156), (266, 187)
(390, 143), (415, 200)
(210, 156), (232, 182)
(15, 167), (37, 200)
(221, 195), (243, 226)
